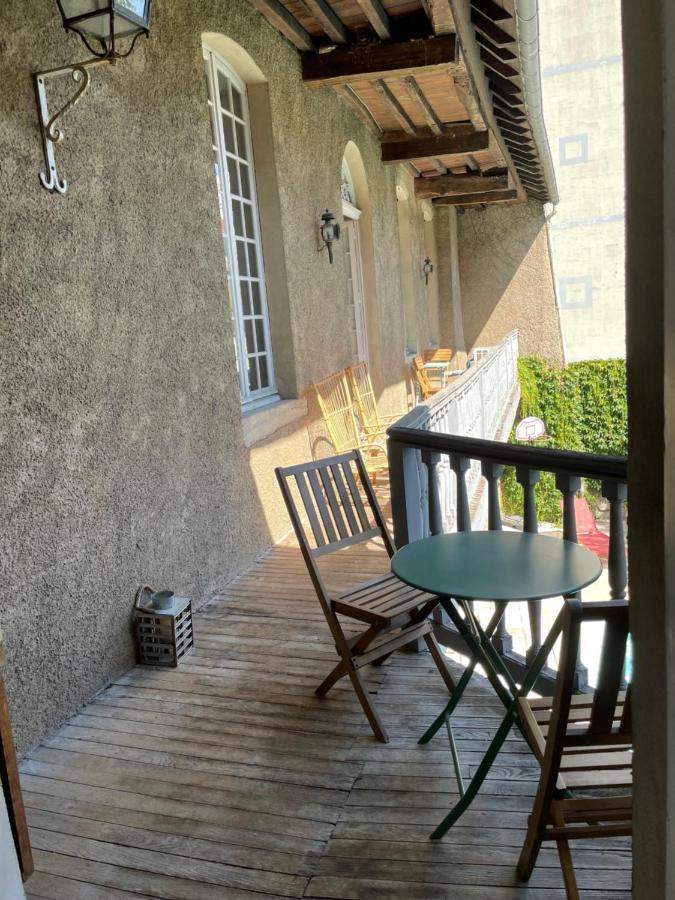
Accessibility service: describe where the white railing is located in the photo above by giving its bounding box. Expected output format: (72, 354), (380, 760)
(392, 331), (521, 539)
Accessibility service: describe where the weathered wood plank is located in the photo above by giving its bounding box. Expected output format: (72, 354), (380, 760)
(432, 188), (518, 205)
(302, 0), (348, 44)
(382, 125), (489, 163)
(415, 172), (509, 198)
(302, 34), (457, 87)
(247, 0), (315, 51)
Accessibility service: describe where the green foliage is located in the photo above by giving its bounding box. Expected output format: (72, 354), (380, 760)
(501, 357), (627, 525)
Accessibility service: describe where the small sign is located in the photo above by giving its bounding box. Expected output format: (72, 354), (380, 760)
(515, 416), (546, 442)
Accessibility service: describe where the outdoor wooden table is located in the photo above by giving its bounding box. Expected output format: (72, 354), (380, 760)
(391, 531), (602, 839)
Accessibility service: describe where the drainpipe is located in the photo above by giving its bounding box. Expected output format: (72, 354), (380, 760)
(513, 0), (559, 205)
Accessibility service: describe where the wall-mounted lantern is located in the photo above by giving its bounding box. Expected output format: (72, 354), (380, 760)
(423, 257), (434, 285)
(319, 209), (341, 264)
(34, 1), (153, 194)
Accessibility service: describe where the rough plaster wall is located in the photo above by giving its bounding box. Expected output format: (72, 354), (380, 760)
(396, 170), (437, 355)
(436, 207), (465, 351)
(0, 0), (410, 753)
(457, 202), (564, 365)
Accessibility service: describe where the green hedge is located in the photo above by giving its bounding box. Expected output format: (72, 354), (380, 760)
(501, 357), (627, 525)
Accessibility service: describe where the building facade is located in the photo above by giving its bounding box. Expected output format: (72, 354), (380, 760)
(539, 0), (626, 361)
(1, 0), (561, 754)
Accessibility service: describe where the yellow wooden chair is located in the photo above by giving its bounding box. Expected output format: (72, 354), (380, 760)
(312, 370), (388, 483)
(346, 361), (407, 441)
(412, 354), (443, 400)
(422, 348), (453, 365)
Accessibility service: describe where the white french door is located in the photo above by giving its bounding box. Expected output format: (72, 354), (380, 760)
(343, 218), (368, 364)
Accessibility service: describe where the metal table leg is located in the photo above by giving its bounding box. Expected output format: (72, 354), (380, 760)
(422, 601), (566, 839)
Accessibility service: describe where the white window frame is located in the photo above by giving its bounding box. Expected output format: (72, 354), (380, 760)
(203, 45), (277, 409)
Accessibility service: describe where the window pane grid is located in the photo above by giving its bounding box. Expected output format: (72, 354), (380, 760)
(205, 48), (275, 403)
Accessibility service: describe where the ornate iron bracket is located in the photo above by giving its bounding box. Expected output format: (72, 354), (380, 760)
(33, 56), (114, 194)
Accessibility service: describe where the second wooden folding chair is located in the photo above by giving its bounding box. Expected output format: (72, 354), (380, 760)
(276, 450), (456, 742)
(517, 598), (632, 899)
(346, 361), (406, 440)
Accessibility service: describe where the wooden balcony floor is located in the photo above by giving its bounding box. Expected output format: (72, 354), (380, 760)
(21, 536), (631, 900)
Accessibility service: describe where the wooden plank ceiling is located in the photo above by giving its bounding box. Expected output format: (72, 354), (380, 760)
(247, 0), (550, 206)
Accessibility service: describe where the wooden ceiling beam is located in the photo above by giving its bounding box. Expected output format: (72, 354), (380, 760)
(302, 0), (348, 44)
(480, 46), (518, 79)
(489, 81), (524, 107)
(494, 103), (526, 122)
(471, 0), (512, 22)
(375, 79), (416, 134)
(433, 188), (518, 205)
(402, 76), (443, 134)
(302, 33), (457, 86)
(415, 172), (510, 199)
(489, 71), (523, 97)
(476, 31), (516, 60)
(497, 119), (529, 136)
(471, 9), (514, 47)
(354, 0), (391, 39)
(333, 84), (383, 134)
(381, 124), (489, 163)
(248, 0), (315, 51)
(423, 0), (455, 34)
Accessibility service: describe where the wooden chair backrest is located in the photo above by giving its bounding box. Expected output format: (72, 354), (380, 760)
(346, 362), (380, 430)
(276, 453), (395, 642)
(276, 451), (394, 563)
(422, 348), (453, 364)
(543, 599), (631, 794)
(412, 355), (435, 399)
(313, 370), (360, 453)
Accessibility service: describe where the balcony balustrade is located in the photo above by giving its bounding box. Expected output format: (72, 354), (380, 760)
(388, 332), (628, 691)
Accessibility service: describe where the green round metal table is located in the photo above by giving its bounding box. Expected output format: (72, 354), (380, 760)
(391, 530), (603, 840)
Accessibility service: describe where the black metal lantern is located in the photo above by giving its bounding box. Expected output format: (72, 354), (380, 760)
(56, 0), (153, 58)
(423, 257), (434, 285)
(35, 1), (152, 193)
(320, 209), (341, 264)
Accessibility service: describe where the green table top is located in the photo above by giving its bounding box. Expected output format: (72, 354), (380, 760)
(391, 531), (602, 601)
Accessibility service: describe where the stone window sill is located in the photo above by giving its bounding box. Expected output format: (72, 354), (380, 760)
(241, 398), (307, 448)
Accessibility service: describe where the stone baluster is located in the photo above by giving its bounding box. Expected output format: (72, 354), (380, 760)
(517, 467), (542, 665)
(602, 481), (628, 600)
(482, 461), (511, 655)
(555, 473), (588, 689)
(450, 454), (472, 532)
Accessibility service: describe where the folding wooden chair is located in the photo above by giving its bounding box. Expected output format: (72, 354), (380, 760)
(276, 450), (456, 742)
(312, 370), (388, 483)
(346, 361), (407, 441)
(517, 598), (632, 900)
(412, 354), (443, 400)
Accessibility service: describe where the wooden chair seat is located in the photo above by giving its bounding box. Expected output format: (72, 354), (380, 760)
(517, 599), (632, 900)
(332, 572), (438, 625)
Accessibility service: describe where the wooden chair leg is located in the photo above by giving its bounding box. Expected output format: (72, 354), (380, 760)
(347, 664), (389, 743)
(556, 837), (580, 900)
(423, 631), (456, 693)
(516, 819), (543, 882)
(316, 659), (348, 697)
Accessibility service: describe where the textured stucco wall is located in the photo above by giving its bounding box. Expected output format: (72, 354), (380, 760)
(0, 0), (416, 753)
(456, 201), (564, 365)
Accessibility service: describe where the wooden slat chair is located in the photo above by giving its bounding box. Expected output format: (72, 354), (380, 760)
(422, 348), (453, 365)
(312, 370), (388, 483)
(346, 361), (406, 441)
(412, 354), (443, 400)
(276, 450), (456, 742)
(517, 598), (632, 900)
